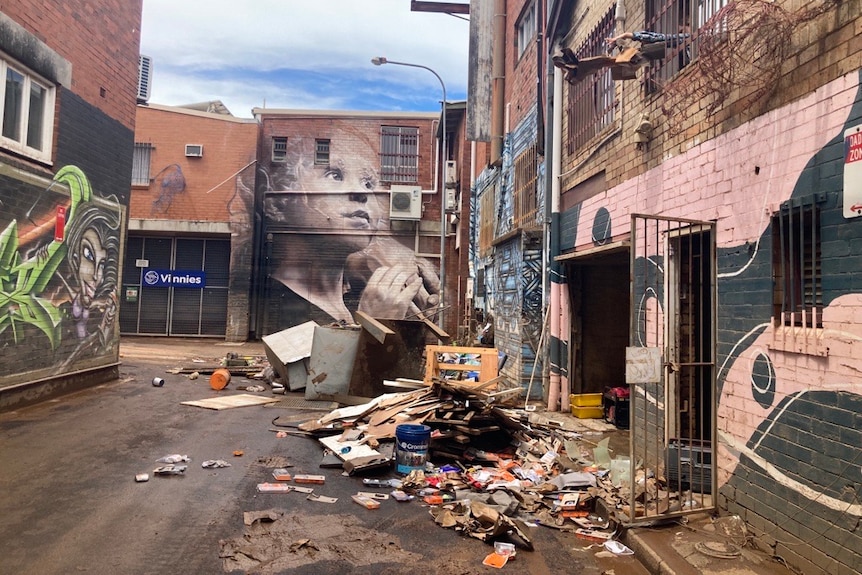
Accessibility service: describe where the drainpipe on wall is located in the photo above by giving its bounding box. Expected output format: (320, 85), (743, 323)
(491, 0), (506, 165)
(547, 65), (564, 411)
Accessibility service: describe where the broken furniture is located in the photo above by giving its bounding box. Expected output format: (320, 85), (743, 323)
(424, 345), (500, 388)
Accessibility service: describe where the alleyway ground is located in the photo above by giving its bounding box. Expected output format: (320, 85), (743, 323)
(0, 337), (649, 575)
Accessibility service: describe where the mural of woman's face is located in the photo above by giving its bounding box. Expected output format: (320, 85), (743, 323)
(289, 155), (384, 252)
(77, 227), (107, 304)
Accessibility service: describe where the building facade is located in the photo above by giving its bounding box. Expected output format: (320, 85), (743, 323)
(124, 103), (258, 341)
(252, 109), (453, 337)
(544, 0), (861, 573)
(0, 2), (142, 409)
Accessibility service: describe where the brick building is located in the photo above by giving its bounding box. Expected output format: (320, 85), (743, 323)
(539, 0), (861, 573)
(124, 102), (258, 340)
(0, 2), (142, 409)
(251, 109), (457, 337)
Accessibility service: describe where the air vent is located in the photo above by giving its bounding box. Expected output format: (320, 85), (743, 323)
(137, 55), (152, 103)
(389, 185), (422, 220)
(184, 144), (203, 157)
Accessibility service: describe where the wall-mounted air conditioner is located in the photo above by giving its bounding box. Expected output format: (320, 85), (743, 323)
(445, 160), (457, 188)
(185, 144), (204, 157)
(389, 185), (422, 220)
(445, 189), (458, 213)
(137, 55), (152, 103)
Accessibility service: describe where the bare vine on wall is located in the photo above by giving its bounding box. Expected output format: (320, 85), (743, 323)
(661, 0), (842, 136)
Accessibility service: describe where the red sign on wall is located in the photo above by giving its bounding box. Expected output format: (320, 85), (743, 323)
(55, 206), (66, 242)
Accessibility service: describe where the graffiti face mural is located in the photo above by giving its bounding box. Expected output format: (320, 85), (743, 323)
(260, 122), (440, 333)
(0, 166), (122, 380)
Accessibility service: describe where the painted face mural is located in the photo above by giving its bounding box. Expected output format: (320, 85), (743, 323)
(261, 123), (440, 331)
(0, 166), (121, 378)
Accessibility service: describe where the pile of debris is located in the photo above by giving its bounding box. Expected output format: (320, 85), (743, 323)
(283, 378), (670, 551)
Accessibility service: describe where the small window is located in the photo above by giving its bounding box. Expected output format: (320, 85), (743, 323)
(315, 139), (330, 165)
(272, 136), (287, 162)
(379, 126), (419, 183)
(131, 143), (153, 186)
(772, 201), (821, 328)
(516, 2), (537, 58)
(0, 56), (55, 163)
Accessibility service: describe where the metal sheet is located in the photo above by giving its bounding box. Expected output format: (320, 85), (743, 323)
(305, 326), (361, 400)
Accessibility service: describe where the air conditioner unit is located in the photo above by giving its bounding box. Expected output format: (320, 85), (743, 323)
(137, 55), (152, 103)
(445, 189), (458, 212)
(389, 185), (422, 220)
(184, 144), (203, 157)
(445, 160), (457, 188)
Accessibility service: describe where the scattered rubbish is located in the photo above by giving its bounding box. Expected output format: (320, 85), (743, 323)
(603, 540), (634, 555)
(157, 454), (190, 464)
(356, 491), (389, 500)
(188, 371), (199, 380)
(233, 450), (244, 457)
(276, 431), (288, 438)
(153, 464), (187, 476)
(210, 368), (232, 390)
(202, 460), (231, 468)
(352, 494), (381, 509)
(362, 478), (402, 488)
(272, 468), (292, 481)
(306, 494), (338, 504)
(292, 485), (314, 494)
(294, 474), (325, 484)
(151, 377), (165, 387)
(575, 528), (614, 543)
(257, 482), (294, 493)
(135, 473), (149, 482)
(482, 551), (509, 568)
(238, 385), (265, 392)
(391, 489), (414, 502)
(494, 542), (516, 557)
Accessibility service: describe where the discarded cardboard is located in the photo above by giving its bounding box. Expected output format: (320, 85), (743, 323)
(181, 394), (280, 410)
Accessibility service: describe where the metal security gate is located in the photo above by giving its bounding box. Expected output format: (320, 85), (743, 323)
(625, 214), (716, 524)
(120, 236), (229, 336)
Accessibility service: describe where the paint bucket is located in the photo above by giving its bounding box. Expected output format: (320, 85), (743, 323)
(394, 424), (431, 475)
(210, 368), (231, 390)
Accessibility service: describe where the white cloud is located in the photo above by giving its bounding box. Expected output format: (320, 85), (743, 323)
(140, 0), (470, 117)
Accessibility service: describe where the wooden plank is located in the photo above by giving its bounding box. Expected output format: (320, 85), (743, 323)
(354, 310), (395, 345)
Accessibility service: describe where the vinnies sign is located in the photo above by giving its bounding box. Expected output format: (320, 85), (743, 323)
(142, 269), (207, 288)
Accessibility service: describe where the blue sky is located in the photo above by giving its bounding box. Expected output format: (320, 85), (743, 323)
(140, 0), (470, 118)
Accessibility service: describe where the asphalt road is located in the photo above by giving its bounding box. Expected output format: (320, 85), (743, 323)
(0, 337), (649, 575)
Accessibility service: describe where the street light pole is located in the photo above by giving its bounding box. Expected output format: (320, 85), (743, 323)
(372, 56), (447, 332)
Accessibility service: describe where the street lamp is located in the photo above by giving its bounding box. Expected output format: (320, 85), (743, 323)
(372, 56), (448, 331)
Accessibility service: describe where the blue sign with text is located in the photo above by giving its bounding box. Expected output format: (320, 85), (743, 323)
(142, 269), (206, 288)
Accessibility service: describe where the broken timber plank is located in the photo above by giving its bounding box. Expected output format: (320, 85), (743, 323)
(354, 310), (395, 345)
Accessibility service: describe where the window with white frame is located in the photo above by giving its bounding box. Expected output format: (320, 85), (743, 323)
(0, 56), (55, 163)
(131, 143), (153, 186)
(516, 2), (537, 59)
(379, 126), (419, 183)
(272, 136), (287, 162)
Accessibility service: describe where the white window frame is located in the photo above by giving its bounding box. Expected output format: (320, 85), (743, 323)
(0, 55), (55, 164)
(516, 2), (537, 59)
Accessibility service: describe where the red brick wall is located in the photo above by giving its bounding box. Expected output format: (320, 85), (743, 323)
(4, 0), (143, 130)
(505, 0), (541, 133)
(131, 105), (258, 221)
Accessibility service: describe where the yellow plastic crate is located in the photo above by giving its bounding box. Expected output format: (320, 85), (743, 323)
(571, 405), (604, 419)
(570, 393), (603, 407)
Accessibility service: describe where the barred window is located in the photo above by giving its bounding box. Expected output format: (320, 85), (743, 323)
(566, 8), (616, 154)
(513, 143), (539, 229)
(131, 142), (153, 186)
(315, 139), (330, 165)
(380, 126), (419, 183)
(272, 136), (287, 163)
(772, 200), (821, 328)
(643, 0), (727, 91)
